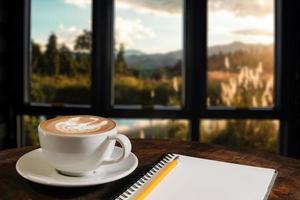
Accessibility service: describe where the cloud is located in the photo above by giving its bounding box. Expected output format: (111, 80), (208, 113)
(64, 0), (91, 8)
(233, 28), (273, 36)
(209, 0), (273, 17)
(118, 0), (272, 17)
(118, 0), (181, 16)
(57, 25), (84, 49)
(64, 0), (181, 16)
(64, 0), (272, 17)
(115, 17), (156, 48)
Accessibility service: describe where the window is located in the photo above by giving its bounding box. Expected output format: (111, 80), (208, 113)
(16, 0), (284, 154)
(30, 0), (92, 105)
(115, 119), (189, 140)
(207, 0), (274, 108)
(202, 0), (279, 152)
(201, 119), (279, 152)
(22, 115), (45, 146)
(113, 0), (184, 108)
(22, 116), (189, 145)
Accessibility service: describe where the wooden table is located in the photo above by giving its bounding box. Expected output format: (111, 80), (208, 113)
(0, 139), (300, 200)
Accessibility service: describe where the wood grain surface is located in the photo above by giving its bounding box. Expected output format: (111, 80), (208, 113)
(0, 139), (299, 200)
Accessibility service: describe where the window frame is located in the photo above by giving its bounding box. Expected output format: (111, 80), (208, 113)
(15, 0), (286, 153)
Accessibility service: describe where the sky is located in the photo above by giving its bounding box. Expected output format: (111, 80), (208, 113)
(32, 0), (274, 54)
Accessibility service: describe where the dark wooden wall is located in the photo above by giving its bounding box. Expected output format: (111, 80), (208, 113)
(0, 1), (8, 149)
(281, 1), (300, 158)
(0, 1), (17, 149)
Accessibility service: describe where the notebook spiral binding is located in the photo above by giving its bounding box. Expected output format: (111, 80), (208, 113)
(114, 153), (176, 200)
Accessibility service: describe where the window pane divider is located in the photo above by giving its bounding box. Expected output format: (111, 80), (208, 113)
(92, 0), (112, 114)
(185, 0), (207, 141)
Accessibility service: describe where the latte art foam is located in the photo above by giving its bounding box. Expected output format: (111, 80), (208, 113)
(55, 117), (108, 134)
(40, 115), (116, 135)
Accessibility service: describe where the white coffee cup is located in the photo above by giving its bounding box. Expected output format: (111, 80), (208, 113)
(38, 116), (132, 177)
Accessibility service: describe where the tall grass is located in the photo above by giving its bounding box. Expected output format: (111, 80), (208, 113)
(113, 75), (182, 106)
(204, 58), (277, 152)
(31, 74), (90, 104)
(207, 58), (274, 108)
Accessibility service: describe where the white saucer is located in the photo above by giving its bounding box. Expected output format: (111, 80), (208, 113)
(16, 147), (138, 187)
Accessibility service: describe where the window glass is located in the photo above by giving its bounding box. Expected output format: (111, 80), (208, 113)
(113, 0), (184, 108)
(207, 0), (274, 108)
(22, 115), (189, 145)
(23, 115), (48, 146)
(200, 119), (279, 152)
(31, 0), (92, 105)
(114, 119), (189, 140)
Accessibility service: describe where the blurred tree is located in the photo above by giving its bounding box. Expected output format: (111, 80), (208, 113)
(31, 41), (43, 73)
(73, 30), (92, 75)
(45, 34), (60, 75)
(115, 44), (128, 74)
(74, 30), (91, 51)
(59, 44), (73, 75)
(73, 53), (90, 75)
(151, 69), (163, 80)
(171, 60), (182, 77)
(131, 68), (140, 78)
(24, 115), (40, 146)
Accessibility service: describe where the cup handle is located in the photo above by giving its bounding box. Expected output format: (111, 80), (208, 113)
(103, 134), (132, 165)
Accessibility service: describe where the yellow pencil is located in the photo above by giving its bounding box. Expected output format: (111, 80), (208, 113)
(134, 156), (179, 200)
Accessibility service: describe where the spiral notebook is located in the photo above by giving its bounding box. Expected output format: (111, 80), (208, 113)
(115, 153), (277, 200)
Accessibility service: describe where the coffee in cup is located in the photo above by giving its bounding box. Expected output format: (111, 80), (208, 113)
(38, 115), (132, 176)
(40, 115), (116, 135)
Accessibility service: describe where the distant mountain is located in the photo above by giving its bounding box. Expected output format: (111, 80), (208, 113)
(123, 42), (272, 69)
(124, 49), (145, 56)
(208, 42), (272, 56)
(125, 50), (182, 69)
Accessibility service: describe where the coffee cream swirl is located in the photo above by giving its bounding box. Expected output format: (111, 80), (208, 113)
(54, 117), (109, 134)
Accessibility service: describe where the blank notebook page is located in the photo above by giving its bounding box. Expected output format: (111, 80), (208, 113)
(146, 154), (277, 200)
